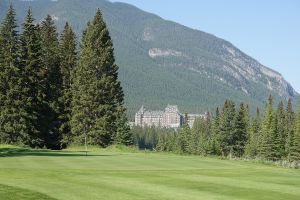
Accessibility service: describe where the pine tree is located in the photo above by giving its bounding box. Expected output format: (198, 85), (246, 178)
(190, 117), (203, 154)
(71, 9), (128, 147)
(259, 95), (276, 160)
(203, 112), (212, 155)
(205, 112), (212, 137)
(218, 100), (236, 156)
(290, 105), (300, 162)
(232, 103), (248, 157)
(276, 101), (286, 157)
(285, 98), (295, 160)
(245, 107), (261, 158)
(19, 8), (44, 147)
(0, 4), (24, 143)
(114, 106), (133, 145)
(212, 108), (220, 138)
(210, 107), (221, 155)
(177, 113), (190, 153)
(39, 15), (62, 149)
(59, 22), (77, 147)
(271, 113), (281, 161)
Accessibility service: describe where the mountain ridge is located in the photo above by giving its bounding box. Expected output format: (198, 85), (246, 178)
(0, 0), (298, 118)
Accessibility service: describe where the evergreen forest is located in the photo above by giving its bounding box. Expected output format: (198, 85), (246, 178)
(132, 96), (300, 166)
(0, 6), (132, 149)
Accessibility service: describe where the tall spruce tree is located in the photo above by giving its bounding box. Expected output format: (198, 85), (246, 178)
(114, 106), (133, 145)
(271, 113), (281, 161)
(285, 99), (295, 160)
(259, 95), (277, 160)
(39, 15), (62, 149)
(71, 9), (129, 147)
(178, 113), (191, 153)
(245, 107), (261, 158)
(19, 8), (44, 147)
(276, 101), (286, 157)
(59, 22), (77, 147)
(0, 5), (25, 144)
(191, 117), (208, 155)
(203, 112), (212, 155)
(232, 103), (248, 157)
(218, 100), (236, 156)
(290, 105), (300, 162)
(210, 107), (221, 155)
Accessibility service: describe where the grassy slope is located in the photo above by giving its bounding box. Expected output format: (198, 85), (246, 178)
(0, 145), (300, 200)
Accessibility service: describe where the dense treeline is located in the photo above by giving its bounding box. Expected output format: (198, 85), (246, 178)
(132, 96), (300, 165)
(0, 6), (132, 149)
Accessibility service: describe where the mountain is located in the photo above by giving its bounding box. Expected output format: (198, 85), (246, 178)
(1, 0), (299, 118)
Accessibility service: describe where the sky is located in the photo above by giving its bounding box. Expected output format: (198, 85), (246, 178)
(111, 0), (300, 93)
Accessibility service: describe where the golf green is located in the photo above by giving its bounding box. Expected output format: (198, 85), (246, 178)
(0, 146), (299, 200)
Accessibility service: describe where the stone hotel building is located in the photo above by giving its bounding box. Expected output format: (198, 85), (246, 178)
(135, 105), (204, 128)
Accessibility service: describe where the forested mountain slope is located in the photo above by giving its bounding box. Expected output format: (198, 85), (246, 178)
(0, 0), (298, 118)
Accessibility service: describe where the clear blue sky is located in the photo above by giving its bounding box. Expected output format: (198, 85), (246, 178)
(111, 0), (300, 93)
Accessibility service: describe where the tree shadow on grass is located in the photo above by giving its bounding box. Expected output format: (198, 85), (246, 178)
(0, 148), (114, 157)
(0, 184), (58, 200)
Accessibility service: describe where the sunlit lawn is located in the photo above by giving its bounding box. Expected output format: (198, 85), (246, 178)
(0, 145), (300, 200)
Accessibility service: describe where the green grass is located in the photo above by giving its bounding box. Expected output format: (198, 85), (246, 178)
(0, 145), (300, 200)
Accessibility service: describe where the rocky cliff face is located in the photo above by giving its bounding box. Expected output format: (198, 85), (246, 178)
(220, 43), (296, 99)
(141, 23), (297, 101)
